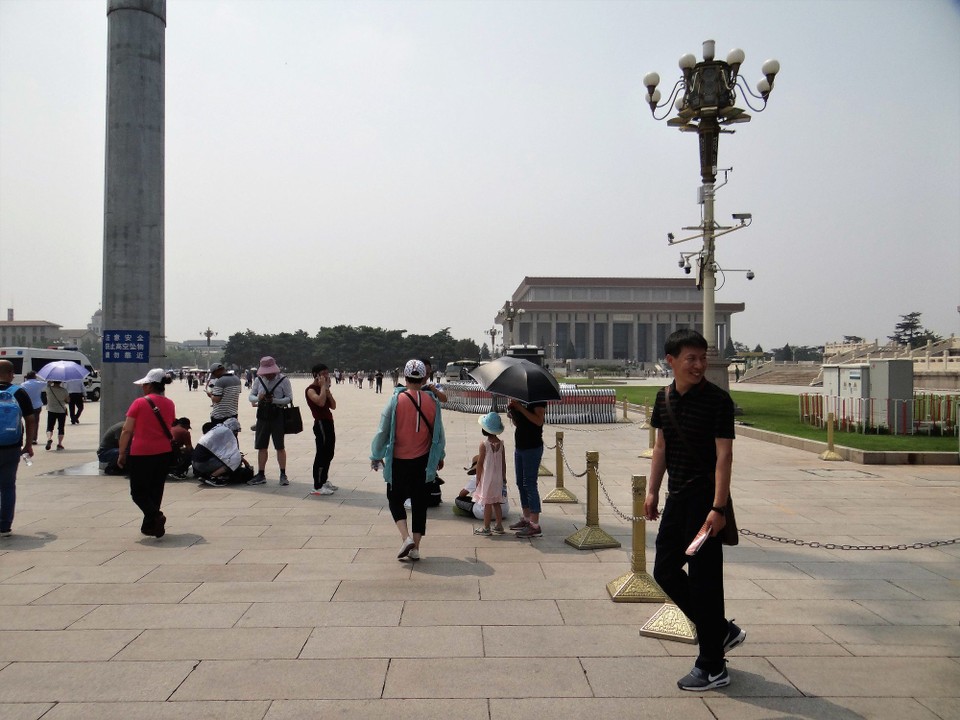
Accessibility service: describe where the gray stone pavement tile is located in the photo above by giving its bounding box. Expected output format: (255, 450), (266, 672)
(300, 625), (483, 658)
(793, 561), (952, 581)
(769, 656), (960, 697)
(724, 598), (890, 625)
(920, 561), (960, 579)
(476, 545), (608, 563)
(0, 704), (52, 720)
(275, 561), (413, 581)
(182, 580), (338, 603)
(556, 598), (665, 625)
(334, 577), (480, 601)
(139, 563), (284, 583)
(0, 629), (140, 661)
(41, 701), (271, 720)
(1, 564), (156, 584)
(103, 547), (242, 565)
(360, 555), (493, 575)
(0, 536), (88, 552)
(400, 599), (563, 626)
(170, 535), (312, 550)
(844, 644), (960, 658)
(70, 602), (250, 629)
(753, 578), (921, 600)
(817, 624), (960, 651)
(723, 561), (815, 580)
(0, 660), (196, 702)
(856, 600), (960, 625)
(0, 550), (122, 566)
(236, 600), (403, 627)
(0, 583), (58, 604)
(918, 697), (960, 720)
(115, 627), (311, 660)
(171, 658), (388, 700)
(582, 656), (800, 698)
(478, 575), (612, 600)
(0, 605), (96, 630)
(705, 696), (945, 720)
(383, 657), (592, 698)
(226, 547), (358, 563)
(889, 579), (960, 600)
(265, 699), (489, 720)
(489, 698), (717, 720)
(33, 582), (198, 605)
(484, 624), (665, 657)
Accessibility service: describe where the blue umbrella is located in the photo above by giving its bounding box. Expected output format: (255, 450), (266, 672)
(36, 360), (90, 382)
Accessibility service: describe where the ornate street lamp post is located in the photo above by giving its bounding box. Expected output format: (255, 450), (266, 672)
(499, 301), (525, 349)
(200, 327), (217, 370)
(643, 40), (779, 389)
(488, 327), (500, 359)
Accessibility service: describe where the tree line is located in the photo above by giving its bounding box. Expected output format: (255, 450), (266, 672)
(221, 326), (485, 373)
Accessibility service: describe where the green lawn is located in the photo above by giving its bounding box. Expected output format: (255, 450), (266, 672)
(560, 380), (958, 452)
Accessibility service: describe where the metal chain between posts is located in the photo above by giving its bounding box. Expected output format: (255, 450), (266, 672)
(595, 466), (643, 523)
(588, 468), (960, 551)
(548, 422), (959, 553)
(545, 423), (639, 434)
(738, 528), (960, 551)
(554, 441), (589, 478)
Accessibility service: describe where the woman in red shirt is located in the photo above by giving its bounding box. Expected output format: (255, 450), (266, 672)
(118, 369), (176, 538)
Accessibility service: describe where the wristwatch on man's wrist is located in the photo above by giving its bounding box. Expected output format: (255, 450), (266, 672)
(711, 505), (726, 515)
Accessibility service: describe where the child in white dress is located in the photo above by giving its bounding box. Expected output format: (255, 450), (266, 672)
(473, 412), (507, 535)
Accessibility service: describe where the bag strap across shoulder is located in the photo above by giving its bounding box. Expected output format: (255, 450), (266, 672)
(145, 397), (174, 442)
(401, 391), (433, 437)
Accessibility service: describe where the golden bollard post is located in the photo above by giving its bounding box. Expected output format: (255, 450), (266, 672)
(638, 404), (650, 430)
(543, 431), (577, 503)
(622, 398), (628, 420)
(819, 411), (844, 461)
(564, 451), (621, 550)
(639, 410), (655, 459)
(607, 475), (667, 602)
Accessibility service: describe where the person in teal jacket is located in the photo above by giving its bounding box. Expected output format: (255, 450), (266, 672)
(371, 359), (445, 562)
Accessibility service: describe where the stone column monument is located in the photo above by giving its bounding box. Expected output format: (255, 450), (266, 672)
(101, 0), (166, 429)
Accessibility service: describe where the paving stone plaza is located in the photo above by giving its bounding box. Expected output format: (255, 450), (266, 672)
(1, 377), (958, 719)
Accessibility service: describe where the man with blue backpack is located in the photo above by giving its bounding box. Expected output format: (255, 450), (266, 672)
(0, 359), (37, 537)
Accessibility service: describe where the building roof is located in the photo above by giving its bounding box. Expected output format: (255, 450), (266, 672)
(0, 320), (62, 329)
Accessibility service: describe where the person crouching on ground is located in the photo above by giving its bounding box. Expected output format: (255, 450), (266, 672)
(117, 369), (176, 539)
(370, 359), (445, 562)
(192, 418), (253, 486)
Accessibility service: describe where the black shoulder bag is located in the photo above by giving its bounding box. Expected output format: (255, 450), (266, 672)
(662, 388), (739, 546)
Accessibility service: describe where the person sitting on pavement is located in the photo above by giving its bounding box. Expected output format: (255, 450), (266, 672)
(191, 418), (253, 487)
(169, 417), (193, 478)
(97, 421), (126, 475)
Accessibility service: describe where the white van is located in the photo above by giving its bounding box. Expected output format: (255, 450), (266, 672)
(0, 347), (102, 401)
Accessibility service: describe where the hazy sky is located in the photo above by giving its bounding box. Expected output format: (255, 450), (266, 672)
(1, 0), (958, 353)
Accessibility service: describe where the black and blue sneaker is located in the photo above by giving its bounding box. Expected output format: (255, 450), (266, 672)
(677, 664), (730, 691)
(723, 619), (746, 654)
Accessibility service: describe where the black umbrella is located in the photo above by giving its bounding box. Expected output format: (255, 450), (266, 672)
(468, 357), (561, 403)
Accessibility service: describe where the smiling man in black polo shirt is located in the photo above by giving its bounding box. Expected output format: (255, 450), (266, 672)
(644, 329), (744, 691)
